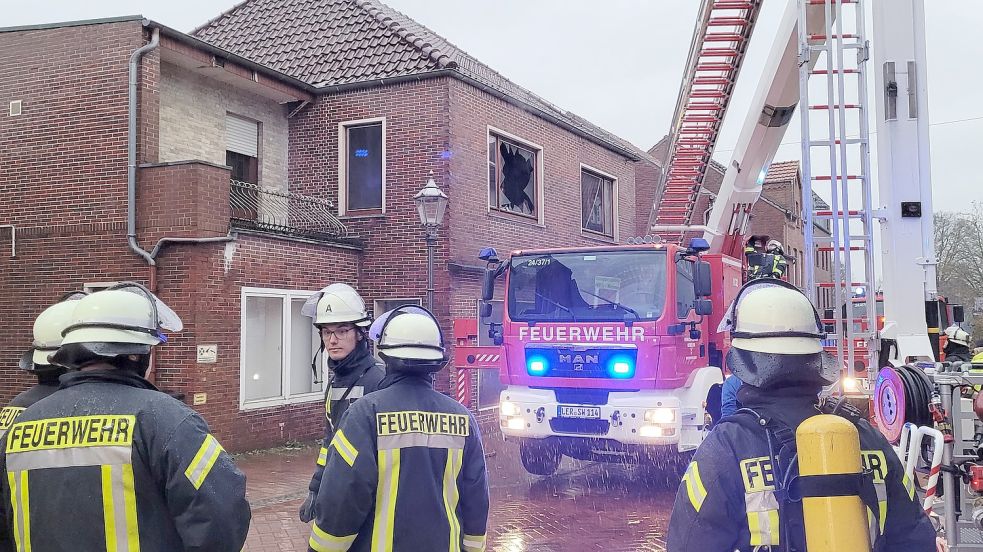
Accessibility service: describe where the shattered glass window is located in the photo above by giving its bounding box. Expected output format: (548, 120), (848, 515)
(488, 134), (537, 218)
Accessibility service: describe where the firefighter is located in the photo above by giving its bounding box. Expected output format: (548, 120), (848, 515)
(744, 235), (770, 280)
(308, 305), (489, 552)
(0, 292), (86, 438)
(667, 279), (935, 551)
(299, 283), (385, 523)
(943, 325), (973, 363)
(765, 239), (791, 279)
(0, 282), (250, 551)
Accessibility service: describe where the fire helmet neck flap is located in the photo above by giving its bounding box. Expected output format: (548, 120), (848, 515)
(302, 283), (372, 328)
(49, 282), (183, 369)
(370, 304), (447, 372)
(719, 279), (837, 388)
(19, 291), (88, 372)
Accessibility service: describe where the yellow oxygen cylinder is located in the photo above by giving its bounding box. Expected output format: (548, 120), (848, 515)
(796, 414), (871, 552)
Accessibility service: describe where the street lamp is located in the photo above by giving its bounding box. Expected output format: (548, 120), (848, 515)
(413, 170), (448, 311)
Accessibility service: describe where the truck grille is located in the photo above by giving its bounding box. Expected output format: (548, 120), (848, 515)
(525, 347), (636, 379)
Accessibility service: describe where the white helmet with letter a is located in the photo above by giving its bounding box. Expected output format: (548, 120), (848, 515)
(370, 305), (447, 370)
(719, 279), (836, 388)
(302, 283), (371, 327)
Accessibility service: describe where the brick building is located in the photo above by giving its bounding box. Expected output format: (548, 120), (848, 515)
(0, 1), (655, 450)
(647, 140), (833, 310)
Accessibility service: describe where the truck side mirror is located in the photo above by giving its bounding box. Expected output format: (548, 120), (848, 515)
(488, 324), (504, 346)
(954, 305), (965, 324)
(694, 261), (712, 297)
(823, 308), (836, 334)
(479, 302), (493, 319)
(695, 298), (713, 316)
(481, 269), (496, 301)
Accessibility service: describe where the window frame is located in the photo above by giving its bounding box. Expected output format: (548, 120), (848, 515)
(338, 117), (387, 217)
(579, 164), (619, 241)
(675, 258), (697, 319)
(239, 286), (324, 410)
(226, 112), (262, 185)
(486, 126), (544, 226)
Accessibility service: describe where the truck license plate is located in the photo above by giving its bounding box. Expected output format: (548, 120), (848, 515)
(557, 405), (601, 419)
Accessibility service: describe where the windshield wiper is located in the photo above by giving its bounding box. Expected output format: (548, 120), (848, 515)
(577, 287), (640, 323)
(533, 291), (578, 321)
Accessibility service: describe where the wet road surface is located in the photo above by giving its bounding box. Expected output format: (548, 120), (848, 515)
(241, 432), (677, 551)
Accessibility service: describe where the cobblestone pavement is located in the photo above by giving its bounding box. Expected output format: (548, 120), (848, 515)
(239, 432), (676, 551)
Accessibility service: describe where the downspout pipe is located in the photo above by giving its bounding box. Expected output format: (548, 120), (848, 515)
(128, 27), (160, 266)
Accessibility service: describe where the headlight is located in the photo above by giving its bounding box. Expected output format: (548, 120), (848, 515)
(842, 376), (858, 392)
(644, 407), (675, 424)
(506, 418), (525, 430)
(500, 401), (521, 417)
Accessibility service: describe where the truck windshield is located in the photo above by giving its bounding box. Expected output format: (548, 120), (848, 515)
(507, 250), (667, 322)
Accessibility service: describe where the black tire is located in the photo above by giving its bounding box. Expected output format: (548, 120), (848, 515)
(519, 439), (562, 476)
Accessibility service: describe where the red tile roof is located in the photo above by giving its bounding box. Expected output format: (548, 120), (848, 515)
(764, 160), (799, 183)
(193, 0), (652, 161)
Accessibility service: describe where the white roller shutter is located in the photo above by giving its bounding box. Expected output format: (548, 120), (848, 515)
(226, 114), (259, 157)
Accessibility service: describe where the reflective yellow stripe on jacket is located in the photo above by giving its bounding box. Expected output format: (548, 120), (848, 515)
(184, 434), (224, 490)
(462, 533), (486, 552)
(681, 461), (707, 513)
(309, 523), (356, 552)
(371, 449), (401, 552)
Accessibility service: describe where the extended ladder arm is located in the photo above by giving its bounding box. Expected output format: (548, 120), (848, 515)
(698, 1), (831, 257)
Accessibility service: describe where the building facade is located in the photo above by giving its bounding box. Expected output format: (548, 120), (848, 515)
(0, 2), (656, 450)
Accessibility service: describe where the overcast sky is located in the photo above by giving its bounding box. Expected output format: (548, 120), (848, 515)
(7, 1), (981, 213)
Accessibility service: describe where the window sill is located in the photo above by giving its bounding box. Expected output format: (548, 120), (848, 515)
(488, 210), (544, 229)
(239, 392), (323, 412)
(340, 213), (387, 221)
(581, 230), (616, 244)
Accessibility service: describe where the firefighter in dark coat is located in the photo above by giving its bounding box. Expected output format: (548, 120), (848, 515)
(308, 305), (489, 552)
(0, 292), (85, 439)
(0, 282), (250, 552)
(299, 283), (385, 523)
(667, 279), (936, 551)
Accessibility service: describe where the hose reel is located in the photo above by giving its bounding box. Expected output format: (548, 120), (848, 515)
(873, 364), (935, 443)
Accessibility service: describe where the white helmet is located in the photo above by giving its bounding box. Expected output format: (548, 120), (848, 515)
(944, 325), (971, 347)
(302, 283), (371, 327)
(370, 305), (446, 364)
(19, 292), (87, 371)
(720, 279), (835, 388)
(50, 282), (182, 367)
(766, 239), (783, 252)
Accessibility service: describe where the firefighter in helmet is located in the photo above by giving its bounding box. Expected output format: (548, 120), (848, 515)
(765, 239), (791, 279)
(667, 279), (935, 551)
(308, 305), (489, 552)
(943, 325), (973, 363)
(299, 283), (385, 523)
(0, 282), (250, 551)
(0, 292), (86, 438)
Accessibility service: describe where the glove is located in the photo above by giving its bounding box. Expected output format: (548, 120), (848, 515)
(299, 491), (317, 523)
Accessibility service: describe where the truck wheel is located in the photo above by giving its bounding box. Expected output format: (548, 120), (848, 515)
(519, 440), (561, 476)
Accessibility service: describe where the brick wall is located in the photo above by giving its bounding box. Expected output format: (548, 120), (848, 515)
(137, 161), (232, 240)
(0, 21), (151, 401)
(158, 61), (289, 190)
(151, 234), (360, 451)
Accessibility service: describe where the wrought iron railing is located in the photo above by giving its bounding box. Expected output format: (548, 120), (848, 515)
(230, 179), (350, 240)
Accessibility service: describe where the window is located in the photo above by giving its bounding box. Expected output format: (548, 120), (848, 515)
(477, 300), (506, 411)
(240, 288), (323, 409)
(340, 119), (385, 215)
(581, 168), (616, 237)
(676, 259), (697, 319)
(226, 114), (259, 184)
(488, 131), (540, 219)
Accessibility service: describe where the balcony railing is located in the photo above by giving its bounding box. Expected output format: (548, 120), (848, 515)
(230, 180), (350, 240)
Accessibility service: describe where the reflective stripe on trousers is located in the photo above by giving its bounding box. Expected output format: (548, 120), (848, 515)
(745, 490), (780, 547)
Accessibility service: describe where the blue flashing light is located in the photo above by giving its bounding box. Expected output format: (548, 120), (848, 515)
(756, 166), (768, 185)
(354, 149), (369, 158)
(527, 355), (549, 376)
(440, 150), (454, 160)
(607, 355), (635, 379)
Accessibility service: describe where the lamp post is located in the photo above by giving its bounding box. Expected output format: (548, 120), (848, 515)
(413, 170), (448, 311)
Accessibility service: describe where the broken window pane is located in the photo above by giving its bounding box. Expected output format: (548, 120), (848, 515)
(488, 135), (537, 217)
